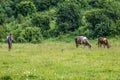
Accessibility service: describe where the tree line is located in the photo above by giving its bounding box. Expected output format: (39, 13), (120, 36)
(0, 0), (120, 43)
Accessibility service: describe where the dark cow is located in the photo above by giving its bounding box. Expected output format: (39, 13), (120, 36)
(98, 37), (110, 48)
(75, 36), (92, 48)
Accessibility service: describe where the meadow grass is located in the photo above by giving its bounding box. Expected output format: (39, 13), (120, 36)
(0, 39), (120, 80)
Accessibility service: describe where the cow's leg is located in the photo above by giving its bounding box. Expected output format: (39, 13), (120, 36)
(76, 43), (78, 48)
(83, 43), (86, 47)
(104, 44), (106, 48)
(98, 42), (100, 48)
(100, 43), (102, 47)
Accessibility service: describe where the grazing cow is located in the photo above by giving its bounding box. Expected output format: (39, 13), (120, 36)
(75, 36), (92, 48)
(98, 37), (110, 48)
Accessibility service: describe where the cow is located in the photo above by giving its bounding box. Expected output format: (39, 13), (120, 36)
(98, 37), (110, 48)
(75, 36), (92, 48)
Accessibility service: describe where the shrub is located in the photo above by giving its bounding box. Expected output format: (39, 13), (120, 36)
(57, 22), (69, 34)
(85, 10), (115, 38)
(34, 0), (64, 11)
(22, 27), (43, 43)
(16, 1), (36, 16)
(56, 2), (82, 32)
(31, 14), (50, 32)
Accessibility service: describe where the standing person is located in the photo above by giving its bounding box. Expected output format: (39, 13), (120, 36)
(7, 33), (12, 51)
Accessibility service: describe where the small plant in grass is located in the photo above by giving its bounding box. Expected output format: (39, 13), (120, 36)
(20, 71), (37, 80)
(0, 75), (12, 80)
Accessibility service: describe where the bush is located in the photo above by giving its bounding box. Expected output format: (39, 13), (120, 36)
(57, 22), (69, 34)
(89, 0), (108, 8)
(115, 20), (120, 35)
(0, 13), (7, 25)
(31, 14), (50, 32)
(17, 37), (27, 43)
(48, 29), (59, 37)
(34, 0), (64, 11)
(0, 25), (7, 42)
(56, 2), (82, 32)
(16, 1), (36, 16)
(104, 1), (120, 21)
(22, 27), (43, 43)
(85, 10), (115, 38)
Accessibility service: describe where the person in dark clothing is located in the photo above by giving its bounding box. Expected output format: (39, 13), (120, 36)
(7, 33), (12, 51)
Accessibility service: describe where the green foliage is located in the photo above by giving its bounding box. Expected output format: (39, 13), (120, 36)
(94, 21), (114, 37)
(31, 14), (50, 32)
(16, 14), (24, 23)
(75, 0), (91, 9)
(86, 10), (105, 27)
(57, 2), (82, 32)
(57, 22), (69, 34)
(16, 1), (36, 16)
(89, 0), (120, 21)
(115, 20), (120, 35)
(0, 14), (6, 25)
(0, 26), (5, 40)
(0, 0), (120, 42)
(0, 0), (14, 18)
(85, 10), (115, 38)
(5, 24), (43, 43)
(104, 1), (120, 21)
(21, 27), (43, 43)
(34, 0), (64, 11)
(47, 29), (59, 37)
(0, 5), (7, 25)
(89, 0), (108, 8)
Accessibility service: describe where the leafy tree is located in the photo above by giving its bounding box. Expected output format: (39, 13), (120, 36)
(89, 0), (108, 8)
(0, 0), (14, 17)
(56, 2), (82, 32)
(34, 0), (64, 11)
(86, 10), (115, 38)
(74, 0), (90, 9)
(16, 1), (36, 16)
(0, 14), (6, 25)
(0, 25), (7, 42)
(115, 20), (120, 35)
(31, 14), (50, 32)
(104, 1), (120, 21)
(0, 26), (4, 40)
(17, 14), (24, 23)
(0, 5), (6, 25)
(57, 22), (69, 34)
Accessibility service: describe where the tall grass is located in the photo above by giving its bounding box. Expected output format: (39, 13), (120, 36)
(0, 39), (120, 80)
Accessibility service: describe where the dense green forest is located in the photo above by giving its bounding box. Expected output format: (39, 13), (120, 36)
(0, 0), (120, 43)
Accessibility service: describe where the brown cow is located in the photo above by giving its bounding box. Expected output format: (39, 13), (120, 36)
(98, 37), (110, 48)
(75, 36), (92, 48)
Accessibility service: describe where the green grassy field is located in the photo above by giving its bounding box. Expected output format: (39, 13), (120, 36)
(0, 39), (120, 80)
